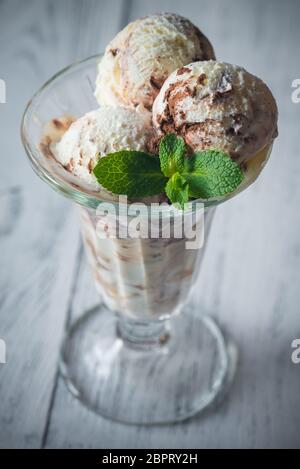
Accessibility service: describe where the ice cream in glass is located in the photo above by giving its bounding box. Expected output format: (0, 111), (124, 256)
(152, 60), (277, 184)
(95, 13), (215, 111)
(21, 13), (278, 424)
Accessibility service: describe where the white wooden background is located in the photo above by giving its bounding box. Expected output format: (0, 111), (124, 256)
(0, 0), (299, 449)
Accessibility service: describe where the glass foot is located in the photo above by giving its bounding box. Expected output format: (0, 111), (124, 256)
(60, 304), (231, 424)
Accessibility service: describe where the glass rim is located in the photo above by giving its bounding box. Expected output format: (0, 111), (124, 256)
(20, 54), (246, 213)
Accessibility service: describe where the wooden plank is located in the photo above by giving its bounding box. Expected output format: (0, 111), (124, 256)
(0, 0), (124, 448)
(0, 0), (83, 449)
(44, 0), (300, 449)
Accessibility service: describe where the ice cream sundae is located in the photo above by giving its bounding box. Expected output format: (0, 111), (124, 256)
(23, 11), (279, 424)
(36, 13), (278, 319)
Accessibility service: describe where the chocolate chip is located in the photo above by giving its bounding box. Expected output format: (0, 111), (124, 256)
(66, 158), (74, 172)
(52, 119), (64, 129)
(88, 160), (93, 173)
(149, 76), (161, 90)
(197, 73), (206, 85)
(176, 67), (191, 76)
(226, 127), (236, 136)
(110, 48), (119, 57)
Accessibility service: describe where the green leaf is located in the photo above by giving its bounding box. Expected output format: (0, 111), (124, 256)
(182, 150), (244, 199)
(159, 134), (186, 177)
(165, 173), (189, 208)
(93, 151), (168, 198)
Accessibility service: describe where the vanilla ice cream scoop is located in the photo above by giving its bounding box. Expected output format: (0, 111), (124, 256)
(152, 61), (278, 163)
(53, 106), (152, 190)
(95, 13), (215, 111)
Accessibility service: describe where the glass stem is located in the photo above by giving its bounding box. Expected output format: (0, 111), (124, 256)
(117, 317), (170, 348)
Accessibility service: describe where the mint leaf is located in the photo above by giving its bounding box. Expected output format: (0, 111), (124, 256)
(159, 134), (186, 177)
(92, 137), (244, 205)
(165, 173), (189, 208)
(93, 151), (168, 198)
(182, 150), (244, 199)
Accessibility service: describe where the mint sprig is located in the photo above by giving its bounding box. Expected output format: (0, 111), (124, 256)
(183, 150), (244, 199)
(93, 151), (168, 198)
(165, 173), (189, 208)
(159, 134), (185, 177)
(93, 134), (244, 208)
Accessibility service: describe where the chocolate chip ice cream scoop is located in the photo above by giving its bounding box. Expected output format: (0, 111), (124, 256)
(152, 61), (278, 163)
(52, 106), (152, 190)
(95, 13), (215, 112)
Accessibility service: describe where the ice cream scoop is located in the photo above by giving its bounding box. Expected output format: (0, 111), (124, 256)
(95, 13), (215, 111)
(152, 61), (278, 163)
(52, 106), (152, 190)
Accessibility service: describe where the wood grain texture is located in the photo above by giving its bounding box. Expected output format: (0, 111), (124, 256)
(0, 0), (125, 449)
(0, 0), (83, 448)
(1, 0), (300, 449)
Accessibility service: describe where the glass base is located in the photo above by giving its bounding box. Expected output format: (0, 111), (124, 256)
(60, 305), (232, 424)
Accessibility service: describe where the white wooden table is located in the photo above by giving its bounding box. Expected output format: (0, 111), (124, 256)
(0, 0), (299, 449)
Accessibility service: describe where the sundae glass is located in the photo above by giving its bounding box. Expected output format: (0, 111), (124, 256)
(21, 14), (277, 424)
